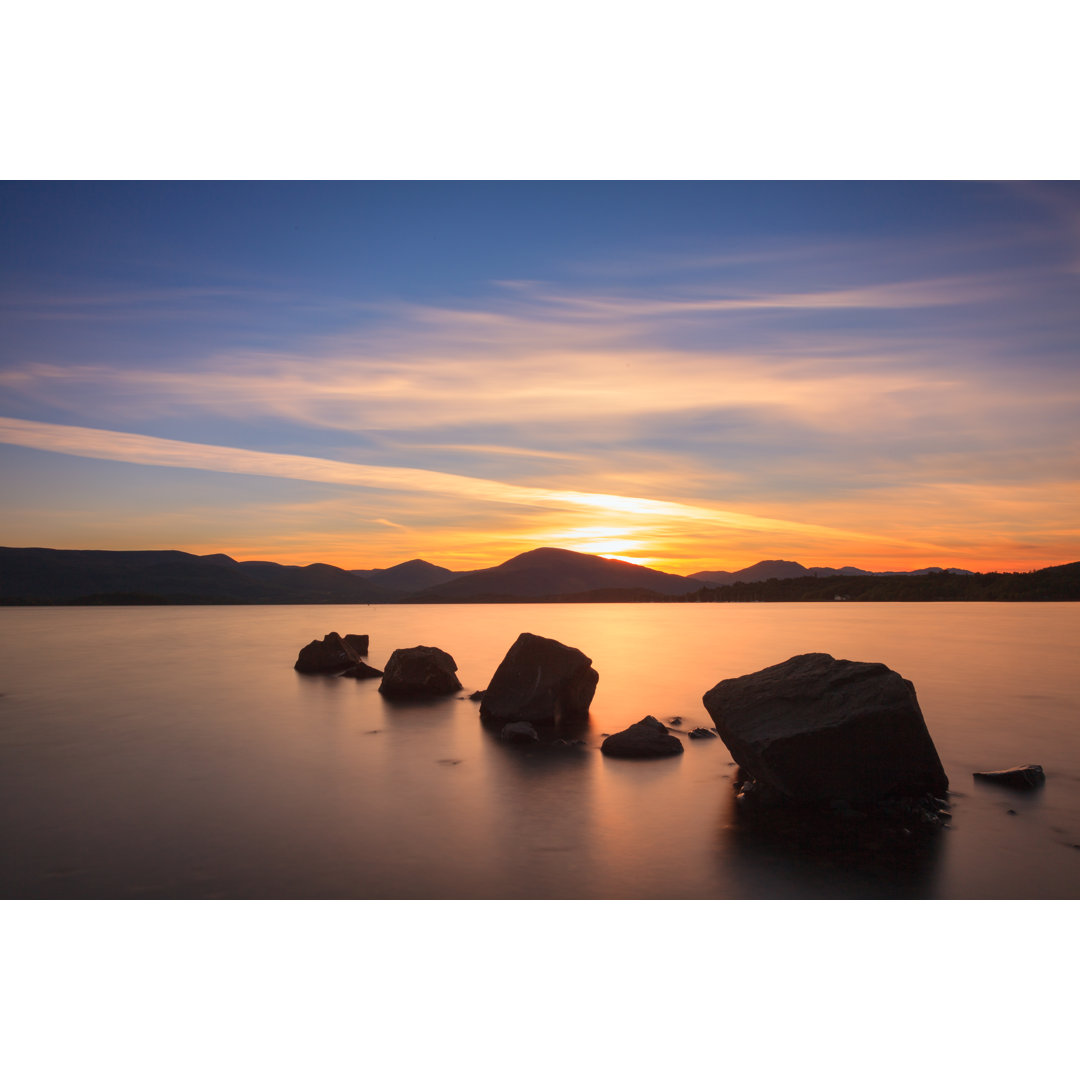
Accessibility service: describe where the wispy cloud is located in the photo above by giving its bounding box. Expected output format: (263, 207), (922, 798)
(0, 416), (907, 548)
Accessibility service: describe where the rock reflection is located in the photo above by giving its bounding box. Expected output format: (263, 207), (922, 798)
(716, 785), (948, 899)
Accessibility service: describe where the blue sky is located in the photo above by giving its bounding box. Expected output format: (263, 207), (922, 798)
(2, 181), (1078, 571)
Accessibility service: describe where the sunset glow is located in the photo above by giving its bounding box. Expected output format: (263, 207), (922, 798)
(2, 181), (1079, 574)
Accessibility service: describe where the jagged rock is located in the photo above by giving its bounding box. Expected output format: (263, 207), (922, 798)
(500, 721), (540, 743)
(294, 632), (365, 674)
(339, 661), (383, 680)
(601, 716), (684, 759)
(479, 632), (598, 725)
(378, 645), (462, 698)
(973, 764), (1045, 789)
(468, 690), (484, 701)
(688, 727), (718, 739)
(703, 652), (948, 803)
(343, 634), (369, 655)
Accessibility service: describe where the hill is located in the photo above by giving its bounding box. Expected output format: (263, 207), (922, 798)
(349, 559), (461, 592)
(411, 547), (699, 601)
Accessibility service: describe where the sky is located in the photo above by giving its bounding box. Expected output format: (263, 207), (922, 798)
(2, 180), (1079, 574)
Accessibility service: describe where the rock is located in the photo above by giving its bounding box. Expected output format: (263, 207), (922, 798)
(702, 652), (948, 803)
(687, 727), (718, 739)
(479, 632), (598, 725)
(469, 690), (485, 701)
(500, 721), (540, 743)
(973, 764), (1045, 789)
(378, 645), (462, 698)
(294, 632), (365, 673)
(343, 634), (369, 655)
(601, 716), (684, 759)
(668, 717), (683, 726)
(339, 661), (383, 680)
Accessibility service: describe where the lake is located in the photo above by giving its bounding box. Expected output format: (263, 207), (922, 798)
(2, 602), (1079, 899)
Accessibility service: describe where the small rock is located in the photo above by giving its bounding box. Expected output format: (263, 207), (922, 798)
(688, 727), (718, 739)
(469, 690), (485, 701)
(1006, 808), (1018, 815)
(501, 721), (540, 743)
(601, 716), (684, 759)
(668, 717), (683, 726)
(973, 764), (1045, 790)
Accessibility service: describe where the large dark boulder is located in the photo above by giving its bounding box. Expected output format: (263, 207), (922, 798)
(378, 645), (462, 698)
(479, 632), (599, 725)
(601, 716), (684, 758)
(973, 764), (1045, 789)
(294, 632), (365, 673)
(702, 652), (948, 803)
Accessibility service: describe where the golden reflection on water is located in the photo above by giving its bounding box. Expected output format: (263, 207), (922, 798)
(1, 603), (1079, 898)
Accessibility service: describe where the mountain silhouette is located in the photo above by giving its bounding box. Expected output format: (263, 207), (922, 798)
(690, 559), (976, 584)
(350, 558), (461, 592)
(0, 547), (396, 604)
(4, 545), (1070, 605)
(411, 547), (699, 601)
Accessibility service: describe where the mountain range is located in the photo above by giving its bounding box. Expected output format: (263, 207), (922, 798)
(1, 545), (997, 605)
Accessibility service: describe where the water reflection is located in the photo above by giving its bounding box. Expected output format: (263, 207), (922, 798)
(716, 787), (948, 899)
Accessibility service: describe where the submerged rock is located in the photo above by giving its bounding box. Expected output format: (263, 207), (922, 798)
(703, 652), (948, 803)
(973, 764), (1045, 789)
(378, 645), (462, 698)
(294, 632), (366, 674)
(687, 727), (718, 739)
(500, 721), (540, 743)
(480, 632), (598, 726)
(339, 661), (383, 680)
(601, 716), (684, 759)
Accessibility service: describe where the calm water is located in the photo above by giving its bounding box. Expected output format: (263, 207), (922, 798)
(2, 603), (1079, 899)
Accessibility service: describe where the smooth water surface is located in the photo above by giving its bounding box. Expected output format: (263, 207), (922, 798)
(2, 603), (1079, 899)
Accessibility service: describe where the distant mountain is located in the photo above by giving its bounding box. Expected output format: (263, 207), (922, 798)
(691, 559), (813, 585)
(0, 547), (395, 604)
(349, 559), (461, 593)
(689, 561), (1080, 603)
(690, 559), (975, 584)
(412, 547), (700, 601)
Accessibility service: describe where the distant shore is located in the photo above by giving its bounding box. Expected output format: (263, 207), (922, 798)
(3, 545), (1077, 605)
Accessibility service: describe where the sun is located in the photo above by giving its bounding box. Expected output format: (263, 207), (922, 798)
(564, 536), (649, 564)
